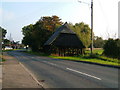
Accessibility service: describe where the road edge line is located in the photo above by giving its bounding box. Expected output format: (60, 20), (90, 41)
(19, 62), (45, 89)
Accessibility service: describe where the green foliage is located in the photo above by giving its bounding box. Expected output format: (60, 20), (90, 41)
(22, 16), (94, 53)
(93, 36), (105, 48)
(0, 26), (7, 39)
(0, 26), (8, 49)
(69, 22), (91, 48)
(103, 38), (120, 59)
(22, 15), (63, 52)
(49, 55), (119, 66)
(24, 49), (119, 66)
(2, 39), (11, 48)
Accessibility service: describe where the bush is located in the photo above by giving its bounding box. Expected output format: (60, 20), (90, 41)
(103, 38), (120, 59)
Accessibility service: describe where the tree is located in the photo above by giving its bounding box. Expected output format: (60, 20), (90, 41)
(0, 26), (7, 49)
(38, 15), (63, 32)
(93, 36), (105, 48)
(0, 26), (7, 39)
(22, 24), (35, 49)
(69, 22), (91, 48)
(22, 15), (63, 52)
(3, 39), (10, 45)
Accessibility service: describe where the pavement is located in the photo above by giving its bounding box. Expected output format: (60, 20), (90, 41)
(2, 52), (43, 89)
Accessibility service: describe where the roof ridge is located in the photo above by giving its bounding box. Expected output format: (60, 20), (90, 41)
(44, 22), (75, 45)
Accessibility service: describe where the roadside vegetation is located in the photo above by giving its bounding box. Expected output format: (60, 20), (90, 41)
(49, 48), (119, 66)
(2, 58), (6, 62)
(0, 55), (6, 62)
(2, 49), (21, 52)
(1, 15), (119, 67)
(24, 48), (119, 67)
(21, 15), (119, 67)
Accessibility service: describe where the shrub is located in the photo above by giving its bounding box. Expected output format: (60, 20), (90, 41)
(103, 38), (120, 59)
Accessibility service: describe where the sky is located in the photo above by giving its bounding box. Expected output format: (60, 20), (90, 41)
(0, 0), (119, 43)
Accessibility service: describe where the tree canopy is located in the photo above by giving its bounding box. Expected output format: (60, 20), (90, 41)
(0, 26), (10, 48)
(22, 15), (63, 51)
(22, 15), (92, 52)
(0, 26), (7, 39)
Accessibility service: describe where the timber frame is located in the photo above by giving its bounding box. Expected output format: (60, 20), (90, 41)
(44, 22), (85, 56)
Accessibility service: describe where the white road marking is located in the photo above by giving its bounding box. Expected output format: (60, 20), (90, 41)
(42, 61), (101, 80)
(66, 68), (102, 80)
(19, 62), (45, 87)
(42, 61), (57, 66)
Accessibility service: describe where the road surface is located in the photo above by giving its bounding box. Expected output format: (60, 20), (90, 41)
(8, 50), (119, 88)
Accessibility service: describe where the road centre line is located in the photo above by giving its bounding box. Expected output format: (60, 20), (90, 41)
(66, 68), (102, 80)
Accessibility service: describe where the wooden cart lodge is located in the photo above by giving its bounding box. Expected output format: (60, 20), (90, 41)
(44, 22), (85, 56)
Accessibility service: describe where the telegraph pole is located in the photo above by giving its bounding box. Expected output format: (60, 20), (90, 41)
(91, 0), (93, 54)
(78, 0), (94, 54)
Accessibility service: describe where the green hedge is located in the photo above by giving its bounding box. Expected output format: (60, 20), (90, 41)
(103, 38), (120, 59)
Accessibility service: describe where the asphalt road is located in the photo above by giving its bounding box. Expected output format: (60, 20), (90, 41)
(8, 50), (119, 88)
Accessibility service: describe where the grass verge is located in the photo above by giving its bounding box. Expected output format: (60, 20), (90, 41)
(0, 55), (6, 62)
(49, 55), (119, 66)
(2, 49), (21, 52)
(24, 50), (119, 67)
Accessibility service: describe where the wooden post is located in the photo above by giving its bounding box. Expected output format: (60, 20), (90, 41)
(63, 48), (65, 56)
(58, 48), (60, 56)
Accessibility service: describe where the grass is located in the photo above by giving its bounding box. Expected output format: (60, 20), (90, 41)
(49, 55), (119, 66)
(0, 55), (6, 62)
(2, 49), (14, 52)
(1, 49), (22, 62)
(23, 48), (120, 67)
(1, 58), (6, 62)
(2, 49), (22, 52)
(85, 48), (104, 55)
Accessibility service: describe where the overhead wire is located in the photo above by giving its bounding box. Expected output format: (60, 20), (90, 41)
(97, 0), (111, 39)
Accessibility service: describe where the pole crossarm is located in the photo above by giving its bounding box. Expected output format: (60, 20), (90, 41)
(78, 0), (90, 5)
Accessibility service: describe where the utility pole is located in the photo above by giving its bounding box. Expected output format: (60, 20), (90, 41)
(91, 0), (93, 54)
(78, 0), (93, 54)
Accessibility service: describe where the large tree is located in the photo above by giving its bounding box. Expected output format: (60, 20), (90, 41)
(40, 15), (63, 32)
(22, 24), (34, 46)
(22, 15), (63, 51)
